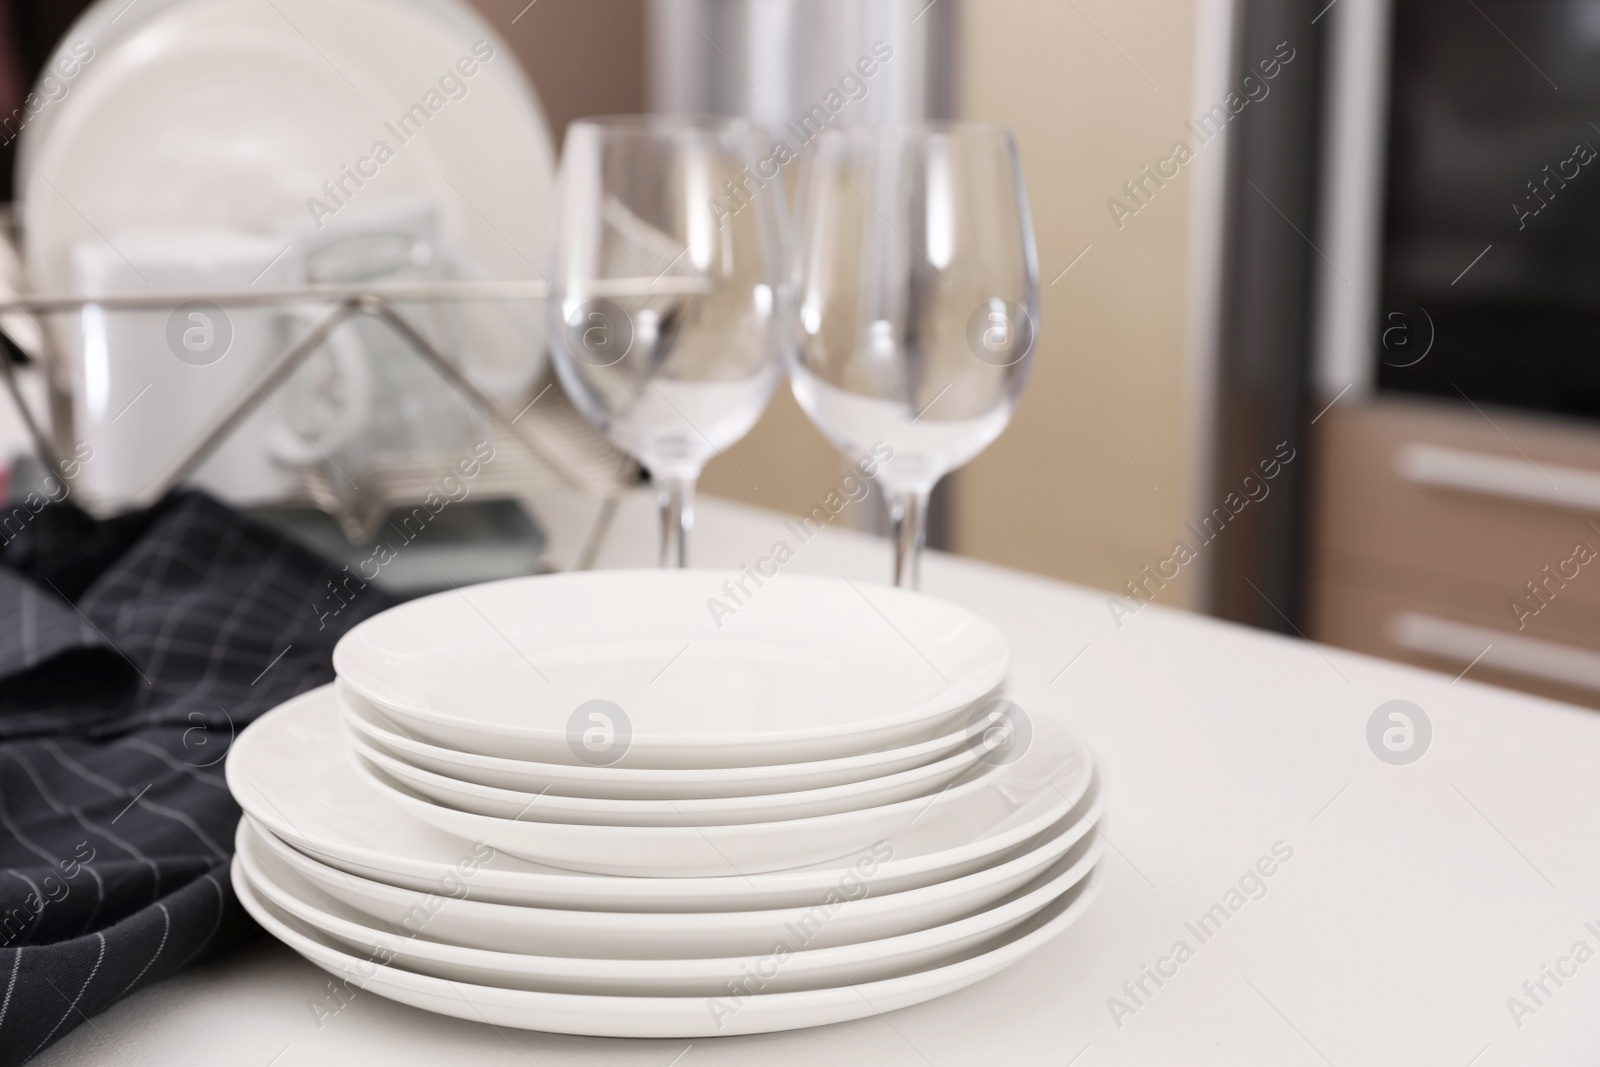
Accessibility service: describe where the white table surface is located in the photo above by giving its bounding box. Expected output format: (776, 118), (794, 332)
(37, 489), (1600, 1066)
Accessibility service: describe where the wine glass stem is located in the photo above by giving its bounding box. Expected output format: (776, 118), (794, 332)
(889, 488), (930, 590)
(657, 475), (694, 568)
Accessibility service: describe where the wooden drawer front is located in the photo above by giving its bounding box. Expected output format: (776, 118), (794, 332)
(1313, 568), (1600, 709)
(1316, 398), (1600, 609)
(1317, 552), (1600, 645)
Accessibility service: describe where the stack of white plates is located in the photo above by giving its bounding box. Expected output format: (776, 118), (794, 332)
(226, 571), (1103, 1037)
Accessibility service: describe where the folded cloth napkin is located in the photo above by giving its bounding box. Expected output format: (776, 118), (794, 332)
(0, 490), (394, 1065)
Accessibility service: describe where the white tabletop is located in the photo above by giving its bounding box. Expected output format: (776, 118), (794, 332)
(39, 490), (1600, 1066)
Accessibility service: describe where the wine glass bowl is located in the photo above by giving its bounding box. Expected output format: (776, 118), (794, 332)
(549, 116), (784, 564)
(788, 123), (1039, 586)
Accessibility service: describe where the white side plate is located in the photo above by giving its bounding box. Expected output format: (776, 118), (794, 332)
(340, 680), (977, 800)
(333, 571), (1010, 767)
(343, 709), (995, 827)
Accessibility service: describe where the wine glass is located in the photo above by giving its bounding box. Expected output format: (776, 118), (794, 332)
(548, 116), (784, 566)
(788, 123), (1039, 589)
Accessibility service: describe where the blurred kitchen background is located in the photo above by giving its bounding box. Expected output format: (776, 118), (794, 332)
(4, 0), (1599, 709)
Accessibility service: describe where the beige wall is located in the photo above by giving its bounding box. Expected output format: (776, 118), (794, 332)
(468, 0), (646, 141)
(699, 389), (852, 521)
(952, 0), (1200, 604)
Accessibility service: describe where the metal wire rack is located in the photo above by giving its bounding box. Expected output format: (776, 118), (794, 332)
(0, 277), (689, 561)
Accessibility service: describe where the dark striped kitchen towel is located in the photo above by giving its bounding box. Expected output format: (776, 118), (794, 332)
(0, 490), (394, 1064)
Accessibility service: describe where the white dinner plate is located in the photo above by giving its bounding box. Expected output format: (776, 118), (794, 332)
(237, 819), (1101, 986)
(232, 854), (1100, 1038)
(333, 571), (1010, 768)
(227, 686), (1097, 910)
(236, 819), (1087, 958)
(240, 834), (1100, 996)
(353, 719), (1081, 877)
(342, 710), (996, 827)
(340, 681), (977, 800)
(243, 784), (1100, 958)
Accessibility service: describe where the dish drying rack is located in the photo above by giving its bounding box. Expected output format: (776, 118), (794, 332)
(0, 276), (692, 568)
